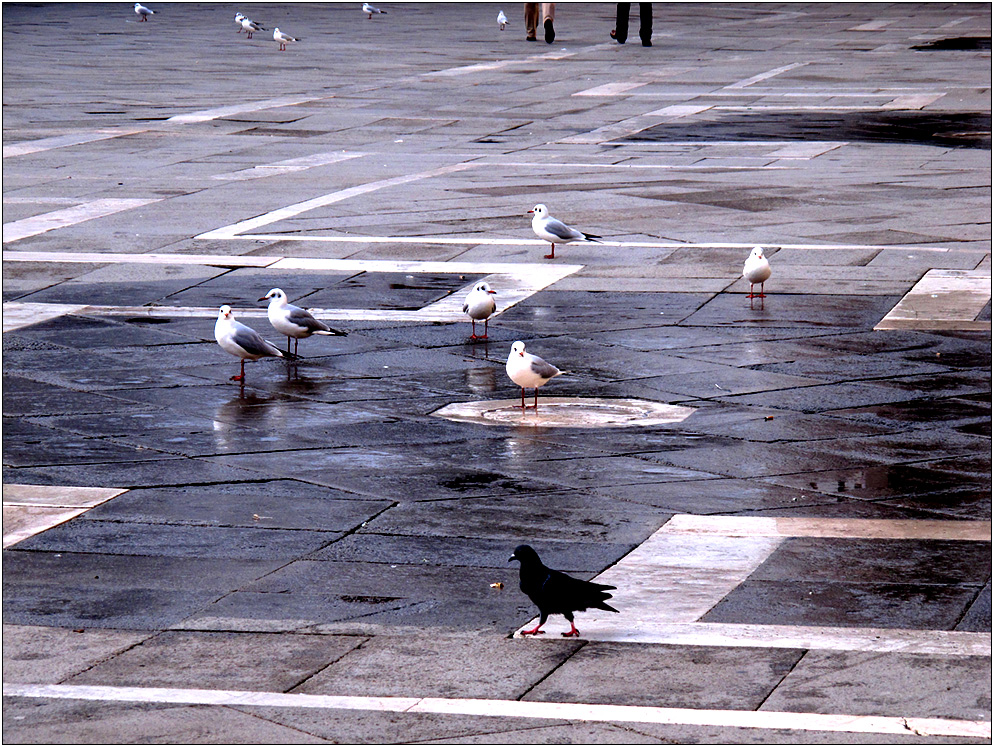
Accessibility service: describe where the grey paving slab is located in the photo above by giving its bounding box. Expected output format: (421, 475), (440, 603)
(67, 630), (363, 692)
(524, 642), (804, 709)
(761, 650), (991, 721)
(3, 625), (154, 685)
(1, 698), (334, 744)
(293, 633), (582, 700)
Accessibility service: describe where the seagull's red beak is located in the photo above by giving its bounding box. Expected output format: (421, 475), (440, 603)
(519, 351), (524, 357)
(527, 210), (534, 214)
(488, 289), (496, 295)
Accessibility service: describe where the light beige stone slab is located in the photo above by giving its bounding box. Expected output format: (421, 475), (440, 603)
(875, 269), (992, 330)
(2, 484), (127, 548)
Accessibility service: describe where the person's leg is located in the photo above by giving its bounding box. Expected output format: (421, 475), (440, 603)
(615, 3), (630, 43)
(524, 3), (538, 40)
(639, 3), (652, 46)
(542, 3), (555, 43)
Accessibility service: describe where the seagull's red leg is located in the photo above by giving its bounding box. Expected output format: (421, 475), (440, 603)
(294, 338), (299, 356)
(758, 282), (766, 299)
(533, 390), (538, 410)
(544, 243), (556, 260)
(470, 320), (478, 340)
(562, 621), (580, 637)
(520, 387), (526, 410)
(482, 318), (488, 339)
(231, 360), (245, 381)
(521, 623), (545, 635)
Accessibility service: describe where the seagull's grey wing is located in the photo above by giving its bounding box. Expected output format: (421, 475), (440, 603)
(286, 306), (330, 333)
(530, 356), (560, 378)
(232, 324), (280, 357)
(544, 218), (582, 241)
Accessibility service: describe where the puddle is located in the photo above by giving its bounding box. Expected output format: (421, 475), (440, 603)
(625, 111), (991, 150)
(912, 37), (991, 51)
(432, 397), (695, 428)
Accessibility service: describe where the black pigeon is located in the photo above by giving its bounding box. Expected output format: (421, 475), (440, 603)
(509, 544), (619, 637)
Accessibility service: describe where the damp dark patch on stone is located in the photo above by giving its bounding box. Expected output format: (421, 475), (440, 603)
(912, 37), (991, 52)
(625, 111), (992, 150)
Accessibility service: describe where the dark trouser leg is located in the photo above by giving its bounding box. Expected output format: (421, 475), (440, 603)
(639, 3), (652, 45)
(615, 3), (630, 43)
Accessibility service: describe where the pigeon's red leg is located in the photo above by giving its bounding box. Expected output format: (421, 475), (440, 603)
(521, 624), (546, 636)
(544, 243), (556, 260)
(562, 621), (580, 637)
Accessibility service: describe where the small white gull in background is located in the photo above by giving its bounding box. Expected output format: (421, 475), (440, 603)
(273, 28), (299, 51)
(463, 281), (497, 340)
(528, 204), (601, 260)
(235, 12), (245, 32)
(497, 10), (507, 30)
(134, 3), (154, 21)
(215, 305), (283, 382)
(240, 16), (265, 38)
(363, 3), (387, 18)
(506, 341), (564, 410)
(743, 246), (772, 305)
(260, 288), (345, 356)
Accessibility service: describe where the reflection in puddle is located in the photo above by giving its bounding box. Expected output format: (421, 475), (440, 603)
(465, 367), (497, 394)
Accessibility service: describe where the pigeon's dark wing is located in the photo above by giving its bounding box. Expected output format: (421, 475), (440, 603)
(525, 567), (618, 616)
(286, 305), (331, 333)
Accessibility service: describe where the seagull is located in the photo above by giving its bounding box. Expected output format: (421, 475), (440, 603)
(215, 305), (283, 382)
(506, 340), (564, 410)
(260, 288), (346, 356)
(134, 3), (154, 21)
(273, 28), (299, 51)
(240, 16), (265, 38)
(463, 281), (497, 340)
(497, 10), (507, 30)
(509, 545), (619, 638)
(743, 246), (772, 302)
(235, 12), (245, 32)
(363, 3), (387, 18)
(528, 204), (601, 260)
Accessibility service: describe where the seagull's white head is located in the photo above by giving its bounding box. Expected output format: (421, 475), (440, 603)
(510, 340), (526, 357)
(261, 288), (287, 303)
(235, 12), (244, 21)
(474, 282), (496, 295)
(274, 27), (280, 33)
(528, 204), (548, 217)
(750, 246), (765, 260)
(219, 305), (233, 319)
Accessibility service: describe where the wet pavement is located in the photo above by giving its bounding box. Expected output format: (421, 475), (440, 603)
(2, 2), (992, 744)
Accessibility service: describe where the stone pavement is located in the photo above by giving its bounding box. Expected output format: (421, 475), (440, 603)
(2, 2), (991, 743)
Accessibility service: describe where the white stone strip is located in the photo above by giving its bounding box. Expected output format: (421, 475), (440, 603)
(2, 128), (147, 158)
(1, 252), (281, 267)
(574, 81), (652, 97)
(875, 269), (992, 331)
(3, 198), (162, 243)
(424, 49), (579, 78)
(195, 163), (476, 240)
(882, 93), (945, 110)
(849, 19), (895, 31)
(566, 621), (992, 656)
(723, 62), (808, 89)
(663, 515), (992, 541)
(212, 151), (368, 182)
(2, 484), (127, 548)
(644, 104), (714, 118)
(1, 263), (582, 324)
(2, 302), (90, 333)
(164, 95), (325, 124)
(3, 684), (988, 738)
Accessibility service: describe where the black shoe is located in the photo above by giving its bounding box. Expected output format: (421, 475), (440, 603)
(526, 35), (536, 41)
(544, 18), (554, 43)
(641, 39), (652, 46)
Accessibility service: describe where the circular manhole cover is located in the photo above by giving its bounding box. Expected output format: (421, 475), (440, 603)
(432, 397), (695, 428)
